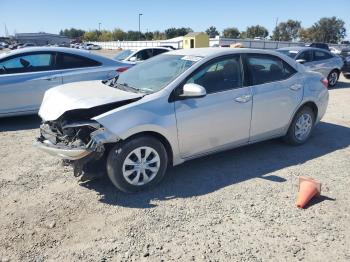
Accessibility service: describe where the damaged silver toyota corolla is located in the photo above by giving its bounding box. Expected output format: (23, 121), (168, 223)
(35, 48), (329, 192)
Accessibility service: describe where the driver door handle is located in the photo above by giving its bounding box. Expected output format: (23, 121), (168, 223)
(289, 84), (302, 91)
(235, 94), (252, 103)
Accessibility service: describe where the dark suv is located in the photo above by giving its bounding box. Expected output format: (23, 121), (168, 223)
(340, 47), (350, 79)
(306, 43), (330, 51)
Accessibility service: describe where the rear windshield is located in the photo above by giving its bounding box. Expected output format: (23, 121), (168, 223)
(276, 49), (299, 59)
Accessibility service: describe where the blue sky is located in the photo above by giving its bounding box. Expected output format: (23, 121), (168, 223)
(1, 0), (349, 39)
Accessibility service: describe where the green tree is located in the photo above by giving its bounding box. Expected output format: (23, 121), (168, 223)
(206, 26), (219, 38)
(111, 28), (126, 41)
(271, 20), (301, 41)
(165, 27), (193, 39)
(59, 28), (85, 39)
(239, 31), (247, 39)
(98, 30), (113, 41)
(144, 32), (154, 40)
(83, 30), (99, 41)
(246, 25), (268, 39)
(153, 30), (166, 40)
(307, 17), (346, 43)
(222, 27), (240, 38)
(125, 31), (141, 41)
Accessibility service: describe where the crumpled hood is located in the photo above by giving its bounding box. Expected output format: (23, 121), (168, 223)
(39, 80), (142, 121)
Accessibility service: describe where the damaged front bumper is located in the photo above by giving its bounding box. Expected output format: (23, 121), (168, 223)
(34, 122), (120, 160)
(34, 139), (92, 160)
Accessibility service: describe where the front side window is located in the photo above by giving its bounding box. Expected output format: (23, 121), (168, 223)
(113, 50), (134, 61)
(0, 53), (53, 74)
(297, 50), (313, 62)
(185, 56), (242, 94)
(313, 50), (332, 61)
(116, 54), (200, 93)
(55, 53), (101, 69)
(246, 54), (296, 85)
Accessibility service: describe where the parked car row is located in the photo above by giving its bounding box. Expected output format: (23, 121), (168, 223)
(70, 43), (102, 50)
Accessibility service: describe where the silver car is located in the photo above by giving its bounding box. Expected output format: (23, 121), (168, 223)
(113, 47), (170, 64)
(277, 46), (343, 87)
(0, 47), (131, 117)
(35, 48), (329, 193)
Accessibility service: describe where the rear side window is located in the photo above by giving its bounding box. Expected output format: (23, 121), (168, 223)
(297, 50), (313, 62)
(152, 49), (169, 56)
(246, 54), (296, 85)
(0, 53), (53, 74)
(313, 50), (333, 61)
(186, 55), (242, 94)
(55, 53), (101, 69)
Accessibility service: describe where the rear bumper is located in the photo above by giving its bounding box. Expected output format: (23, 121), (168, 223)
(34, 140), (92, 160)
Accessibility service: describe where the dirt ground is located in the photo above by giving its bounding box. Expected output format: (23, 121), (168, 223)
(0, 50), (350, 261)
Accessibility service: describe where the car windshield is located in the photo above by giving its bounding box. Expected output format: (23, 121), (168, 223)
(116, 54), (202, 93)
(277, 49), (299, 59)
(113, 50), (134, 61)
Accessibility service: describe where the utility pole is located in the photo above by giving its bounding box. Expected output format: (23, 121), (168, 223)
(275, 17), (279, 41)
(138, 13), (143, 40)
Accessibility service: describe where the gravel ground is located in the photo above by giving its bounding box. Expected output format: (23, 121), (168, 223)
(0, 50), (349, 261)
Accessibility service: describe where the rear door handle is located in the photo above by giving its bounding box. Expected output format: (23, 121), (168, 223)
(42, 76), (59, 81)
(289, 84), (302, 91)
(235, 94), (252, 103)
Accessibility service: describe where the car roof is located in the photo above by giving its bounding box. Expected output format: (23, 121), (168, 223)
(0, 46), (123, 66)
(168, 47), (287, 58)
(278, 46), (333, 53)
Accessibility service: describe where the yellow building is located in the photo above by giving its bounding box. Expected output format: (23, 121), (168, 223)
(183, 32), (209, 49)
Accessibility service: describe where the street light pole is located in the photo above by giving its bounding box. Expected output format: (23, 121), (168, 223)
(98, 22), (101, 32)
(138, 13), (143, 40)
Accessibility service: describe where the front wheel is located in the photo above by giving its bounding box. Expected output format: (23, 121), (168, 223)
(327, 70), (339, 88)
(284, 107), (315, 145)
(106, 136), (168, 193)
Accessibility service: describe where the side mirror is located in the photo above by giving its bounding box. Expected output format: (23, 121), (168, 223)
(296, 59), (306, 64)
(129, 56), (137, 62)
(180, 83), (206, 98)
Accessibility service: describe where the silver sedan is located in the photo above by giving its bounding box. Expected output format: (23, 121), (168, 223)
(277, 46), (344, 87)
(0, 47), (131, 117)
(36, 48), (329, 193)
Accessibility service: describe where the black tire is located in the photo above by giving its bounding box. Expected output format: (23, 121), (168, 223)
(327, 70), (339, 88)
(284, 107), (315, 145)
(106, 136), (168, 193)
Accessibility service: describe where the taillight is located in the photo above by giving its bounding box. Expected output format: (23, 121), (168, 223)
(116, 67), (129, 73)
(321, 77), (328, 88)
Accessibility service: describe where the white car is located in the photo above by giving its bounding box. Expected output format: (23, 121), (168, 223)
(84, 43), (102, 50)
(329, 46), (341, 55)
(113, 47), (170, 64)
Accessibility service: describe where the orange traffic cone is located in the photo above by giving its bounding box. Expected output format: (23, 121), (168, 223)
(296, 176), (321, 209)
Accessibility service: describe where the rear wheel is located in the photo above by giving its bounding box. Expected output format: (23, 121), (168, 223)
(327, 70), (339, 88)
(284, 107), (315, 145)
(106, 136), (168, 193)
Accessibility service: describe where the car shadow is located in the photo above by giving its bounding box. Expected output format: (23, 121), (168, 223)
(334, 78), (350, 89)
(0, 115), (41, 132)
(81, 121), (350, 208)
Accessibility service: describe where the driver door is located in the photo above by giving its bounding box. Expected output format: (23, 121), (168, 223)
(174, 55), (252, 158)
(0, 52), (62, 115)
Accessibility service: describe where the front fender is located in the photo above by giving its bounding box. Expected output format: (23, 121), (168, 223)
(93, 97), (183, 165)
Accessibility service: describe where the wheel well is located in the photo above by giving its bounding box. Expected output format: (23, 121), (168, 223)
(122, 131), (174, 166)
(299, 101), (318, 119)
